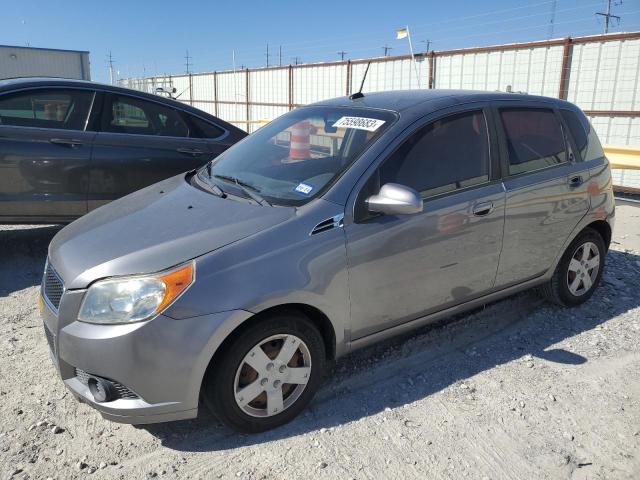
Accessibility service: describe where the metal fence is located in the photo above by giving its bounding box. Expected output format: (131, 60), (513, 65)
(121, 31), (640, 190)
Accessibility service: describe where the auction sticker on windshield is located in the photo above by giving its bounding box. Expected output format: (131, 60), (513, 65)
(294, 182), (314, 195)
(332, 116), (386, 132)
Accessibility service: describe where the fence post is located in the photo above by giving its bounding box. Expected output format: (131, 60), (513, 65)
(428, 51), (435, 89)
(558, 37), (572, 100)
(245, 68), (250, 132)
(188, 73), (193, 105)
(288, 64), (293, 111)
(346, 60), (351, 95)
(213, 71), (218, 117)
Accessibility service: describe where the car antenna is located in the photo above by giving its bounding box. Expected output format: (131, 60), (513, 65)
(349, 62), (371, 100)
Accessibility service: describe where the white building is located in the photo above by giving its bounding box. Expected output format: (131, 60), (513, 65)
(0, 45), (90, 80)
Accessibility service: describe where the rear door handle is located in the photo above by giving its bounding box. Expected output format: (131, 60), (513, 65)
(177, 147), (204, 156)
(50, 138), (83, 147)
(472, 201), (494, 216)
(568, 175), (583, 188)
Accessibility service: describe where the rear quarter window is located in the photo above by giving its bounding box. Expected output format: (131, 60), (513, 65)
(560, 109), (605, 162)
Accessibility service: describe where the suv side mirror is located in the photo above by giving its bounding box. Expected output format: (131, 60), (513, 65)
(366, 183), (423, 215)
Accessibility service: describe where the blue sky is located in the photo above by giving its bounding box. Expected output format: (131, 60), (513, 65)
(3, 0), (640, 83)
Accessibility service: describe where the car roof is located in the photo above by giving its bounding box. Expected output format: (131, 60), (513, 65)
(0, 77), (244, 133)
(312, 89), (577, 113)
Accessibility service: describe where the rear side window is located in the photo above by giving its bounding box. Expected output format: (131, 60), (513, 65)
(0, 89), (93, 130)
(188, 115), (225, 138)
(105, 95), (189, 137)
(500, 108), (566, 175)
(560, 109), (604, 162)
(380, 110), (490, 197)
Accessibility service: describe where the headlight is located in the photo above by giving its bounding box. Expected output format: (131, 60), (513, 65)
(78, 262), (195, 324)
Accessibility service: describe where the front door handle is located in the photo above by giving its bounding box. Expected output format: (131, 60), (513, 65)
(568, 175), (584, 188)
(472, 201), (494, 217)
(177, 147), (204, 156)
(50, 138), (83, 147)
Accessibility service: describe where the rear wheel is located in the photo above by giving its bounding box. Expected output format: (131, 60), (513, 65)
(203, 312), (327, 433)
(542, 228), (606, 307)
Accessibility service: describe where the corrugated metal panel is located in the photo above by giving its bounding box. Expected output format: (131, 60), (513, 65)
(435, 46), (563, 95)
(293, 64), (347, 104)
(0, 46), (89, 80)
(250, 69), (289, 104)
(591, 115), (640, 189)
(247, 104), (289, 133)
(217, 102), (246, 130)
(350, 58), (428, 92)
(216, 71), (246, 103)
(567, 39), (640, 111)
(191, 74), (214, 101)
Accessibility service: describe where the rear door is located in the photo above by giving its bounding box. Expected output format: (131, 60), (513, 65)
(493, 104), (590, 288)
(0, 87), (95, 220)
(88, 93), (210, 210)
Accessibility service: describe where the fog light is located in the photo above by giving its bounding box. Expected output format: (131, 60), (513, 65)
(87, 377), (116, 403)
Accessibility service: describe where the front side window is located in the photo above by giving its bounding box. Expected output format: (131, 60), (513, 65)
(198, 106), (396, 206)
(105, 95), (189, 137)
(560, 109), (604, 163)
(500, 108), (567, 175)
(0, 89), (93, 130)
(379, 110), (490, 197)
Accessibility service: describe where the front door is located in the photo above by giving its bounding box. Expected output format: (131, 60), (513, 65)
(0, 88), (95, 220)
(88, 93), (209, 210)
(345, 108), (506, 340)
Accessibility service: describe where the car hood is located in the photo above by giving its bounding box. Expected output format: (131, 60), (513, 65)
(49, 174), (294, 289)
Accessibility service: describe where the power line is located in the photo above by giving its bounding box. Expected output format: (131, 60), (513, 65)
(596, 0), (622, 34)
(547, 0), (557, 39)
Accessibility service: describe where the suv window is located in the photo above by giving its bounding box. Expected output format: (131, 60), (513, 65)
(379, 110), (490, 197)
(0, 89), (93, 130)
(560, 109), (605, 162)
(189, 115), (225, 138)
(105, 95), (189, 137)
(500, 108), (567, 175)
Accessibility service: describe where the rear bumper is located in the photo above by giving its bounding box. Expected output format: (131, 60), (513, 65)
(41, 294), (252, 424)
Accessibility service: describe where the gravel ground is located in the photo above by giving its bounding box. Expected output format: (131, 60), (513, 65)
(1, 205), (639, 480)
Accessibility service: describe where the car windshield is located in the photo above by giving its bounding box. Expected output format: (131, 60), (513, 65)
(198, 106), (396, 206)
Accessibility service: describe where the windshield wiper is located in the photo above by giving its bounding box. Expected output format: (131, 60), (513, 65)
(213, 174), (271, 206)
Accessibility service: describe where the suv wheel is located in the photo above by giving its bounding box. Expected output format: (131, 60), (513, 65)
(203, 312), (327, 433)
(542, 228), (606, 307)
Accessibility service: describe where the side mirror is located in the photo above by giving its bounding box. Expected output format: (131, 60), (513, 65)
(366, 183), (423, 215)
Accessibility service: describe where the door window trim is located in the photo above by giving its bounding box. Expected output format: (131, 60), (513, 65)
(0, 86), (97, 133)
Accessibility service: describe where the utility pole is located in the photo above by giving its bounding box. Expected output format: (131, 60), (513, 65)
(107, 51), (115, 85)
(420, 39), (431, 52)
(547, 0), (557, 39)
(292, 56), (302, 65)
(382, 45), (392, 56)
(596, 0), (621, 34)
(337, 51), (348, 61)
(184, 49), (192, 74)
(279, 46), (282, 66)
(266, 43), (270, 67)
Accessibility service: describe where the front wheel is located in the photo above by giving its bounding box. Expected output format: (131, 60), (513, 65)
(202, 312), (327, 433)
(541, 228), (606, 307)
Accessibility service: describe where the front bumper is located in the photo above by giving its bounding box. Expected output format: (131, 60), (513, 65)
(41, 291), (251, 424)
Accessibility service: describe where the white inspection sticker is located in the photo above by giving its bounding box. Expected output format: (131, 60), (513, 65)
(332, 116), (386, 132)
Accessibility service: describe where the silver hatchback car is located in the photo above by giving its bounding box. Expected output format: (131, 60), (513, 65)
(41, 90), (614, 433)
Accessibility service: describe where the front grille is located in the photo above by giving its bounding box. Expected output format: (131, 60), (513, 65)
(43, 324), (56, 355)
(42, 261), (64, 311)
(74, 368), (139, 400)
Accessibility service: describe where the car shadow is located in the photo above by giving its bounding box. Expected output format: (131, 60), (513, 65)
(0, 225), (62, 296)
(142, 248), (639, 452)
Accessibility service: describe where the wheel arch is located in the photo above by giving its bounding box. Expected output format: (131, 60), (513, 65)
(585, 220), (612, 251)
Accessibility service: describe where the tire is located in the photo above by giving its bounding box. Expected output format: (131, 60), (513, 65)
(202, 311), (327, 433)
(541, 228), (606, 307)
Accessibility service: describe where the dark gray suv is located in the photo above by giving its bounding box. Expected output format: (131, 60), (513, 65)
(0, 78), (246, 223)
(41, 90), (614, 433)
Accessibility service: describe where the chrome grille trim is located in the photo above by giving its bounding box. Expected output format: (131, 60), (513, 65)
(42, 260), (64, 312)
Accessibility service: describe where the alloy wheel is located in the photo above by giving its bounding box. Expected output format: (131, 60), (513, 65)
(233, 334), (312, 418)
(566, 241), (600, 296)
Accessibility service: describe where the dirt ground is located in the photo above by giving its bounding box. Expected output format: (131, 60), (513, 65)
(1, 204), (639, 480)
